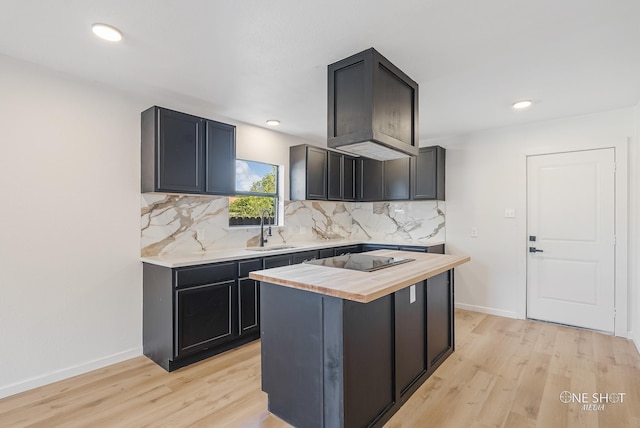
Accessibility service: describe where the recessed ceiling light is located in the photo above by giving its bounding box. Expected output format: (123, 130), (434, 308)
(512, 100), (532, 110)
(91, 23), (123, 42)
(266, 120), (280, 126)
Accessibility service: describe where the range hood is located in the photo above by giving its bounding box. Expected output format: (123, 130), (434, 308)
(327, 48), (419, 161)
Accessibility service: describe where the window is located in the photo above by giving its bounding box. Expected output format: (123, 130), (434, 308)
(229, 159), (279, 227)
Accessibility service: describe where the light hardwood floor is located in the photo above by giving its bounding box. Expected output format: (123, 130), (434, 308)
(1, 309), (639, 427)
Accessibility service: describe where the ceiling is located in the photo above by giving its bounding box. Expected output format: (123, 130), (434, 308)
(1, 0), (639, 143)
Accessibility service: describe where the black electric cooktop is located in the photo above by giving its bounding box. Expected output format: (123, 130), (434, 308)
(304, 253), (414, 272)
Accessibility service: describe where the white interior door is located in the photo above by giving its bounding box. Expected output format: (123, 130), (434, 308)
(527, 149), (615, 333)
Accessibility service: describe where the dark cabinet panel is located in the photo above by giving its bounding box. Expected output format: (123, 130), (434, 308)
(427, 244), (445, 254)
(327, 48), (419, 158)
(239, 278), (259, 334)
(412, 146), (446, 200)
(204, 121), (236, 195)
(263, 254), (292, 269)
(327, 151), (342, 200)
(328, 152), (357, 201)
(343, 155), (357, 200)
(358, 158), (384, 201)
(384, 157), (411, 200)
(290, 145), (327, 200)
(175, 262), (235, 289)
(238, 259), (262, 336)
(292, 250), (318, 264)
(343, 296), (394, 427)
(426, 271), (453, 368)
(362, 243), (399, 252)
(318, 248), (335, 259)
(141, 106), (236, 195)
(151, 108), (204, 193)
(395, 282), (426, 395)
(334, 245), (362, 256)
(175, 280), (237, 357)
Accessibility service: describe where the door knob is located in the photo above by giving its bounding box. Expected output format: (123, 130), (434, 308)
(529, 247), (544, 253)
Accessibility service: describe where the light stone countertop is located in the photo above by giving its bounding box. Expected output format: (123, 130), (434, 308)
(249, 250), (470, 303)
(140, 240), (445, 268)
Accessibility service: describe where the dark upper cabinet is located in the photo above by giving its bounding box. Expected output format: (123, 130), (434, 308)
(328, 151), (357, 201)
(343, 155), (357, 200)
(290, 145), (327, 200)
(383, 157), (411, 200)
(327, 151), (342, 200)
(357, 158), (384, 201)
(204, 120), (236, 195)
(141, 106), (236, 195)
(412, 146), (446, 200)
(327, 48), (419, 158)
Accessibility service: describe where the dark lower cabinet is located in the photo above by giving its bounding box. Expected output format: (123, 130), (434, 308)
(143, 261), (259, 372)
(260, 268), (455, 428)
(176, 280), (237, 357)
(426, 271), (453, 370)
(238, 259), (262, 336)
(395, 282), (426, 395)
(143, 243), (446, 372)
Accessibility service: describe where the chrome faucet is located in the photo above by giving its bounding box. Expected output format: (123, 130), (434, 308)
(259, 209), (273, 247)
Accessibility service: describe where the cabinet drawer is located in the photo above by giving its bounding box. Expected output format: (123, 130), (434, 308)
(318, 248), (334, 259)
(263, 255), (292, 269)
(427, 244), (445, 254)
(334, 245), (361, 256)
(175, 262), (236, 288)
(398, 245), (428, 253)
(238, 259), (263, 278)
(292, 250), (318, 264)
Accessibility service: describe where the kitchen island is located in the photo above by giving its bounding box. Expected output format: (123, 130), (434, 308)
(249, 250), (470, 428)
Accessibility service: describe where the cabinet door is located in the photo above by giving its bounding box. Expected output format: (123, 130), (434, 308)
(157, 108), (204, 193)
(426, 271), (453, 369)
(328, 151), (343, 200)
(358, 158), (383, 201)
(239, 277), (259, 335)
(307, 146), (328, 199)
(384, 157), (411, 200)
(395, 282), (426, 395)
(175, 280), (237, 357)
(204, 120), (236, 195)
(343, 156), (357, 200)
(318, 248), (335, 258)
(412, 146), (445, 200)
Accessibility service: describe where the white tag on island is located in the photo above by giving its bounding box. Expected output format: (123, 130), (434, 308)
(410, 284), (416, 304)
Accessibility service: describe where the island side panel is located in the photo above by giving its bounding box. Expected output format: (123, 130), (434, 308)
(322, 296), (345, 427)
(342, 296), (395, 427)
(260, 282), (324, 428)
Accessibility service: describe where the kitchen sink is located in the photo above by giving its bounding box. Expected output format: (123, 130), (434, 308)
(246, 245), (297, 252)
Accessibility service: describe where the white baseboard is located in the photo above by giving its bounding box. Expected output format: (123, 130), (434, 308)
(0, 347), (142, 400)
(455, 302), (518, 319)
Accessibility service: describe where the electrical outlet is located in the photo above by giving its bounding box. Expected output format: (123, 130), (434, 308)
(471, 227), (478, 237)
(504, 208), (516, 218)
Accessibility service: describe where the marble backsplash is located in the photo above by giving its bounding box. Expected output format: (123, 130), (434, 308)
(141, 194), (445, 257)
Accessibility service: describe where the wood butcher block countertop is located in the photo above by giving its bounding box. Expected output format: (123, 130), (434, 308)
(249, 250), (470, 303)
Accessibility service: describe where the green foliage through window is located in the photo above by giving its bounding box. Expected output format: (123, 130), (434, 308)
(229, 160), (278, 226)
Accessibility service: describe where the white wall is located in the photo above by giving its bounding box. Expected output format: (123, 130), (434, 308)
(0, 54), (313, 399)
(632, 102), (640, 352)
(444, 108), (636, 337)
